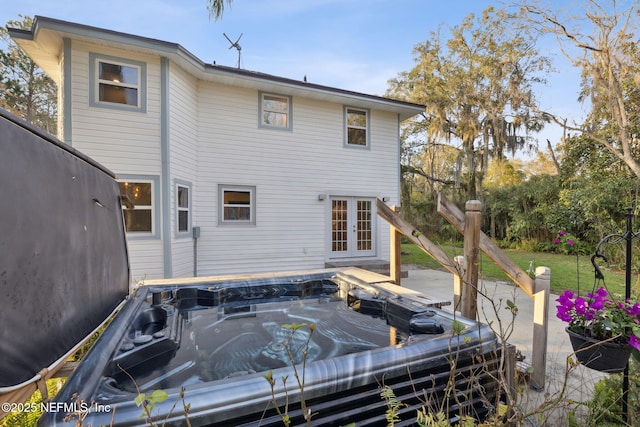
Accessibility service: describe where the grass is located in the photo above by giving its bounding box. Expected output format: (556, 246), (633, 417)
(401, 242), (631, 296)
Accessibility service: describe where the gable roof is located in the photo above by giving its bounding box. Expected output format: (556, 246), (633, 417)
(10, 16), (425, 121)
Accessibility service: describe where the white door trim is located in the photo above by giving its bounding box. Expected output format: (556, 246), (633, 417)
(327, 196), (376, 259)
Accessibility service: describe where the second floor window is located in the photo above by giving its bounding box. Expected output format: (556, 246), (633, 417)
(90, 53), (146, 112)
(98, 61), (140, 106)
(346, 107), (368, 147)
(260, 92), (291, 130)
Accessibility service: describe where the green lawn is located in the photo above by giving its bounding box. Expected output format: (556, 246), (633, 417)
(401, 243), (629, 296)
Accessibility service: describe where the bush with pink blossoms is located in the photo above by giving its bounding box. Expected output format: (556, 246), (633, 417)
(556, 286), (640, 351)
(553, 230), (578, 254)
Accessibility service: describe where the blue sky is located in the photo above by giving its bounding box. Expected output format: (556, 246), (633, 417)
(2, 0), (588, 152)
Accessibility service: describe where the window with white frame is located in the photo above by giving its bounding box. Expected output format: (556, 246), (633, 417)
(176, 183), (191, 234)
(260, 92), (291, 130)
(90, 53), (146, 112)
(119, 180), (155, 234)
(345, 107), (369, 147)
(219, 185), (256, 224)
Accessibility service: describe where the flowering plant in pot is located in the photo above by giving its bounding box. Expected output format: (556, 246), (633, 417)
(556, 287), (640, 372)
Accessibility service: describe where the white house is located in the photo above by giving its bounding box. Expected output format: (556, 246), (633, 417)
(10, 16), (424, 281)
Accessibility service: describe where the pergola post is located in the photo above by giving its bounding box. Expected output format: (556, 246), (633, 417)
(531, 266), (550, 390)
(461, 200), (482, 319)
(389, 208), (403, 285)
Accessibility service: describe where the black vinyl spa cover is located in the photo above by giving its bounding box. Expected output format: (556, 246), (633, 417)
(0, 110), (129, 387)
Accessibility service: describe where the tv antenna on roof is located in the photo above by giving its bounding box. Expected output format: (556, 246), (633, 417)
(223, 33), (242, 68)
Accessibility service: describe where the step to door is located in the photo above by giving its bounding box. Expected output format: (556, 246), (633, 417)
(325, 260), (408, 278)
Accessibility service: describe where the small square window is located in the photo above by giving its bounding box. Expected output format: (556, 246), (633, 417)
(219, 185), (256, 225)
(345, 107), (369, 147)
(260, 92), (292, 130)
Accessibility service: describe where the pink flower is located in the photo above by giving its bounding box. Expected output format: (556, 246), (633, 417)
(556, 306), (573, 322)
(553, 238), (561, 244)
(566, 239), (575, 246)
(629, 334), (640, 351)
(574, 296), (588, 315)
(559, 231), (567, 236)
(626, 303), (640, 316)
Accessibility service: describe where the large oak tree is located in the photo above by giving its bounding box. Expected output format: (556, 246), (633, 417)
(387, 7), (551, 200)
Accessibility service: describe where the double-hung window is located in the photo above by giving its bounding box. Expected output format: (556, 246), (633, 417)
(90, 53), (146, 112)
(345, 107), (369, 147)
(176, 183), (191, 235)
(119, 179), (156, 235)
(259, 92), (291, 130)
(219, 185), (256, 225)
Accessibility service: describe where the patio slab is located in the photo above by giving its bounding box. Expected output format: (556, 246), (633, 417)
(400, 267), (606, 424)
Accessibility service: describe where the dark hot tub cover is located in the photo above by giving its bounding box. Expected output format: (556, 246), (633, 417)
(0, 109), (129, 388)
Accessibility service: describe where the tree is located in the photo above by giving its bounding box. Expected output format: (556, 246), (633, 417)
(1, 16), (57, 134)
(206, 0), (234, 21)
(388, 6), (550, 199)
(523, 0), (640, 179)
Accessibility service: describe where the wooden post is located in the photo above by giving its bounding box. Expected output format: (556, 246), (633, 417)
(453, 255), (465, 313)
(531, 266), (550, 390)
(461, 200), (482, 319)
(504, 343), (517, 413)
(389, 207), (403, 285)
(437, 194), (535, 297)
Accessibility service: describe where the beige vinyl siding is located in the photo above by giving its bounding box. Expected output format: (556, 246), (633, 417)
(69, 41), (164, 280)
(128, 241), (165, 283)
(194, 83), (397, 275)
(63, 40), (400, 279)
(69, 42), (162, 175)
(169, 63), (198, 278)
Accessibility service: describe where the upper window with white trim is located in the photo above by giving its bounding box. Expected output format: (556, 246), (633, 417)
(259, 92), (292, 130)
(345, 107), (369, 147)
(90, 53), (146, 112)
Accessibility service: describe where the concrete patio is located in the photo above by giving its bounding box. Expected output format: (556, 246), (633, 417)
(400, 267), (607, 425)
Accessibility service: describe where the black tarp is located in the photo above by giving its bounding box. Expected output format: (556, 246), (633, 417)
(0, 109), (129, 387)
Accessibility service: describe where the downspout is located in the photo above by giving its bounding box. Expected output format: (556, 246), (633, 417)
(160, 57), (172, 278)
(62, 38), (72, 144)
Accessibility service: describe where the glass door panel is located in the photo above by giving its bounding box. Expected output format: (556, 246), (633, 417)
(330, 197), (375, 257)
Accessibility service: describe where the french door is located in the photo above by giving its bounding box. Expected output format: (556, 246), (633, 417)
(330, 197), (376, 258)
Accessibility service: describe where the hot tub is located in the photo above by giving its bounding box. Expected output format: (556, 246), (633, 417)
(40, 269), (503, 426)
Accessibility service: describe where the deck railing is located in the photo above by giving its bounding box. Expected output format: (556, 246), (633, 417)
(377, 195), (550, 390)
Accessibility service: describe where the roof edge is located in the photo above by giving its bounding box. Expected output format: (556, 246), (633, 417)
(11, 16), (424, 118)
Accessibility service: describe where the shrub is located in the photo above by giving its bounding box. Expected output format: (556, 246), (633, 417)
(584, 358), (639, 425)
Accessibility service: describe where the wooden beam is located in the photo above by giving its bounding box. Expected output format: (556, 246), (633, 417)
(376, 199), (460, 276)
(462, 200), (482, 319)
(437, 194), (535, 297)
(531, 266), (550, 390)
(389, 209), (403, 285)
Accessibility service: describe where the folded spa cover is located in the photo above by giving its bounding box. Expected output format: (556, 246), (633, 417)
(0, 109), (129, 388)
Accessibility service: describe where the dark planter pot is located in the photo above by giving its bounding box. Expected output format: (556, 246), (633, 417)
(566, 327), (632, 373)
